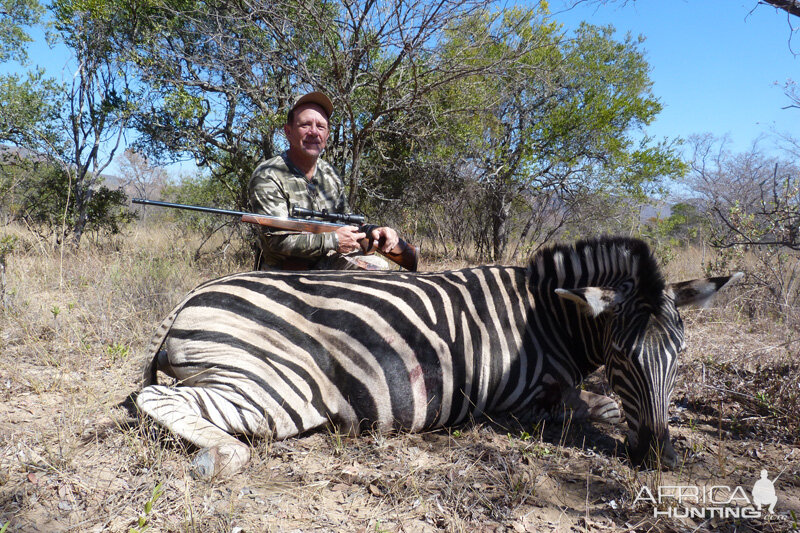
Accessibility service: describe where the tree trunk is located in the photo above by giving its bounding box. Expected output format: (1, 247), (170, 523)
(347, 137), (363, 209)
(490, 189), (510, 262)
(72, 182), (93, 247)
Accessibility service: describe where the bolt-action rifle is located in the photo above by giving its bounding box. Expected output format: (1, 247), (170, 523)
(132, 198), (418, 271)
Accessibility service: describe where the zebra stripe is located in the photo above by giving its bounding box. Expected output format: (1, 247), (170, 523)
(136, 237), (740, 476)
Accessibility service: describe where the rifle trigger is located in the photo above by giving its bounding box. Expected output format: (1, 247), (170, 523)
(358, 224), (380, 255)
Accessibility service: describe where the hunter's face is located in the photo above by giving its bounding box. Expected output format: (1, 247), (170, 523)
(284, 104), (330, 160)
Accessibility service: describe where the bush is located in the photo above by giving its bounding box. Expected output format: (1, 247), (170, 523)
(7, 161), (134, 244)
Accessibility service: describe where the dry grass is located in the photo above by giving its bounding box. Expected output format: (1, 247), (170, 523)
(0, 224), (798, 532)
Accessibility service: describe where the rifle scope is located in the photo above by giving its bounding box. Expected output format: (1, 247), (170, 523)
(291, 207), (366, 225)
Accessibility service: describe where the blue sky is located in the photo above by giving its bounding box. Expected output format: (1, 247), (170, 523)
(550, 0), (799, 154)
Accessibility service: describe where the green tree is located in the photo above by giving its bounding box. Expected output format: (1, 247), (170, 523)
(0, 0), (43, 63)
(665, 202), (706, 242)
(0, 69), (61, 148)
(113, 0), (291, 208)
(0, 0), (59, 151)
(390, 15), (685, 260)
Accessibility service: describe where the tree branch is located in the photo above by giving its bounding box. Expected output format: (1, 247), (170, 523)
(760, 0), (800, 17)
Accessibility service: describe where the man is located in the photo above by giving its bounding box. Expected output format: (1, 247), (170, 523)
(248, 91), (399, 270)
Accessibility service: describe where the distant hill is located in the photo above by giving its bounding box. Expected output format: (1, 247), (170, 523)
(0, 144), (53, 164)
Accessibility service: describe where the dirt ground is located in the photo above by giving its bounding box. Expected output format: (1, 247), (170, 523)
(0, 233), (798, 532)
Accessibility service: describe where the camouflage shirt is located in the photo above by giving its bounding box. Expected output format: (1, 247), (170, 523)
(248, 152), (348, 268)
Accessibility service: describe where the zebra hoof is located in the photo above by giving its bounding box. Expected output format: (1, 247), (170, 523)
(560, 389), (624, 424)
(594, 400), (624, 424)
(191, 444), (250, 479)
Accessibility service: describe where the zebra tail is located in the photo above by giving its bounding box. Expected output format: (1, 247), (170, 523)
(141, 300), (185, 386)
(141, 325), (171, 387)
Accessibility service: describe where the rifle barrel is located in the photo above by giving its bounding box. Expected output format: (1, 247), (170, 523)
(132, 198), (252, 218)
(132, 198), (342, 229)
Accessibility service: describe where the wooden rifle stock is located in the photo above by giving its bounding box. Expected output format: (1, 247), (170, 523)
(131, 198), (418, 271)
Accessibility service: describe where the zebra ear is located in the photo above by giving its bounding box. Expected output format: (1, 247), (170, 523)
(669, 272), (744, 308)
(555, 287), (619, 317)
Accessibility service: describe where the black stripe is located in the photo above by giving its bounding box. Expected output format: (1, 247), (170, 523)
(221, 276), (450, 429)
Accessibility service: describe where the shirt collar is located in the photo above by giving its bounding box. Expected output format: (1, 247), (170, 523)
(281, 151), (317, 183)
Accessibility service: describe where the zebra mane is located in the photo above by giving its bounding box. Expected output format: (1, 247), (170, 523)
(528, 236), (666, 311)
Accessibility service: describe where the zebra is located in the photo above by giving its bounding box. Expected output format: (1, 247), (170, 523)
(135, 236), (741, 478)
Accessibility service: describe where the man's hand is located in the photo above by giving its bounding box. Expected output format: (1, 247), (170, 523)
(368, 227), (400, 254)
(335, 225), (367, 254)
(335, 225), (399, 255)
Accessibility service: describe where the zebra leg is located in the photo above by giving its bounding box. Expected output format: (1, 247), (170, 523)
(137, 384), (263, 478)
(558, 388), (623, 424)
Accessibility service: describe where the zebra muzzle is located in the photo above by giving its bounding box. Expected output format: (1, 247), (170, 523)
(627, 426), (678, 470)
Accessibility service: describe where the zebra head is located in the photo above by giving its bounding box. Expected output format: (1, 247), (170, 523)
(556, 264), (742, 469)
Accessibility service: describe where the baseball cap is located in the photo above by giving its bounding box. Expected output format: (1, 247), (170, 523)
(290, 91), (333, 119)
